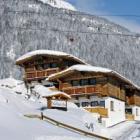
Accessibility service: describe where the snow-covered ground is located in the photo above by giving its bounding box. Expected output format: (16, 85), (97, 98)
(0, 78), (140, 140)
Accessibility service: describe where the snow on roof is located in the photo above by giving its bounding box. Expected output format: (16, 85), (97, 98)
(38, 0), (76, 11)
(33, 85), (71, 99)
(0, 77), (23, 88)
(16, 50), (86, 65)
(47, 64), (140, 90)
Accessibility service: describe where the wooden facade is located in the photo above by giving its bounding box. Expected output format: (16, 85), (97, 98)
(85, 107), (108, 118)
(16, 55), (85, 82)
(125, 114), (134, 121)
(126, 91), (140, 106)
(55, 72), (126, 101)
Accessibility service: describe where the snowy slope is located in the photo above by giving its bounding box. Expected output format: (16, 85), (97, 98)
(0, 78), (108, 140)
(38, 0), (76, 11)
(0, 78), (139, 140)
(0, 88), (99, 140)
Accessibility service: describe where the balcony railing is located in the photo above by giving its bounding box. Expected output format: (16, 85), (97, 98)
(24, 68), (59, 80)
(62, 85), (107, 96)
(85, 107), (108, 118)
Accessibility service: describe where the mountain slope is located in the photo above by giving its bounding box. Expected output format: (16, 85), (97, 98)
(0, 0), (140, 85)
(38, 0), (76, 11)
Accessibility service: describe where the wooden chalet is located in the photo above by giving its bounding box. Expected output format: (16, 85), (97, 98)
(125, 88), (140, 121)
(47, 64), (140, 127)
(16, 50), (86, 84)
(47, 64), (135, 101)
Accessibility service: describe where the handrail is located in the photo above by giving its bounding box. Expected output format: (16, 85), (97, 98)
(43, 115), (111, 140)
(24, 114), (111, 140)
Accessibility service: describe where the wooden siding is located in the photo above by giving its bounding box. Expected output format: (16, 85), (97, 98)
(126, 94), (140, 106)
(61, 84), (108, 96)
(108, 83), (125, 101)
(60, 82), (125, 101)
(125, 114), (134, 121)
(85, 107), (108, 118)
(24, 68), (59, 80)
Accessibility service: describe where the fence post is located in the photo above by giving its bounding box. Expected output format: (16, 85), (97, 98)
(41, 112), (43, 120)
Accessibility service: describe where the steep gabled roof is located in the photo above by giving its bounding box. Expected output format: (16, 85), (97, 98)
(47, 64), (140, 90)
(16, 50), (86, 65)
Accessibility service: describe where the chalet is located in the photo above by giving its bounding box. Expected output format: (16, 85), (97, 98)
(47, 64), (140, 127)
(16, 50), (86, 87)
(125, 88), (140, 121)
(33, 85), (71, 111)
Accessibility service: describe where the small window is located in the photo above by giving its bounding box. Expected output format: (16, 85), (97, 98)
(96, 77), (107, 84)
(136, 108), (139, 116)
(82, 102), (89, 107)
(43, 63), (50, 69)
(110, 101), (114, 111)
(50, 63), (58, 68)
(91, 101), (98, 107)
(125, 108), (132, 114)
(71, 80), (80, 86)
(100, 101), (105, 107)
(89, 78), (96, 85)
(80, 79), (89, 86)
(75, 103), (80, 107)
(35, 65), (43, 70)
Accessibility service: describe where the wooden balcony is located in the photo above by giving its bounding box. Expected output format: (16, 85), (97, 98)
(125, 114), (134, 121)
(62, 85), (108, 96)
(24, 68), (59, 81)
(126, 95), (140, 106)
(85, 107), (108, 118)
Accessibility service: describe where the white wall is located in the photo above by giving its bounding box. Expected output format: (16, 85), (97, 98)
(71, 96), (125, 127)
(132, 106), (140, 120)
(103, 97), (125, 127)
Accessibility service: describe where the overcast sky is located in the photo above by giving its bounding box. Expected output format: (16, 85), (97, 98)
(67, 0), (140, 33)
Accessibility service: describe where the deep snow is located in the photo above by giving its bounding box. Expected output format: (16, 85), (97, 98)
(0, 78), (139, 140)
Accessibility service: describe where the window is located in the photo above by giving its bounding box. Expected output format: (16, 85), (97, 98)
(82, 102), (89, 107)
(91, 101), (98, 107)
(43, 63), (50, 69)
(125, 108), (132, 114)
(89, 78), (96, 85)
(75, 103), (80, 107)
(35, 64), (43, 70)
(136, 108), (139, 116)
(96, 77), (107, 84)
(80, 79), (89, 86)
(71, 80), (80, 86)
(100, 101), (105, 107)
(50, 63), (58, 68)
(110, 101), (114, 111)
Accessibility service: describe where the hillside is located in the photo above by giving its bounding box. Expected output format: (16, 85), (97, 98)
(0, 0), (140, 85)
(0, 78), (139, 140)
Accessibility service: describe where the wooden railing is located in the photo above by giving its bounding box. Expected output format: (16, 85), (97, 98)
(24, 114), (111, 140)
(24, 68), (59, 80)
(62, 85), (108, 96)
(125, 114), (134, 121)
(85, 107), (108, 118)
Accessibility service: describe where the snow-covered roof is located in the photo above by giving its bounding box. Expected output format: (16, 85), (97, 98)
(47, 64), (140, 90)
(16, 50), (86, 65)
(0, 77), (23, 88)
(33, 85), (71, 99)
(38, 0), (76, 11)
